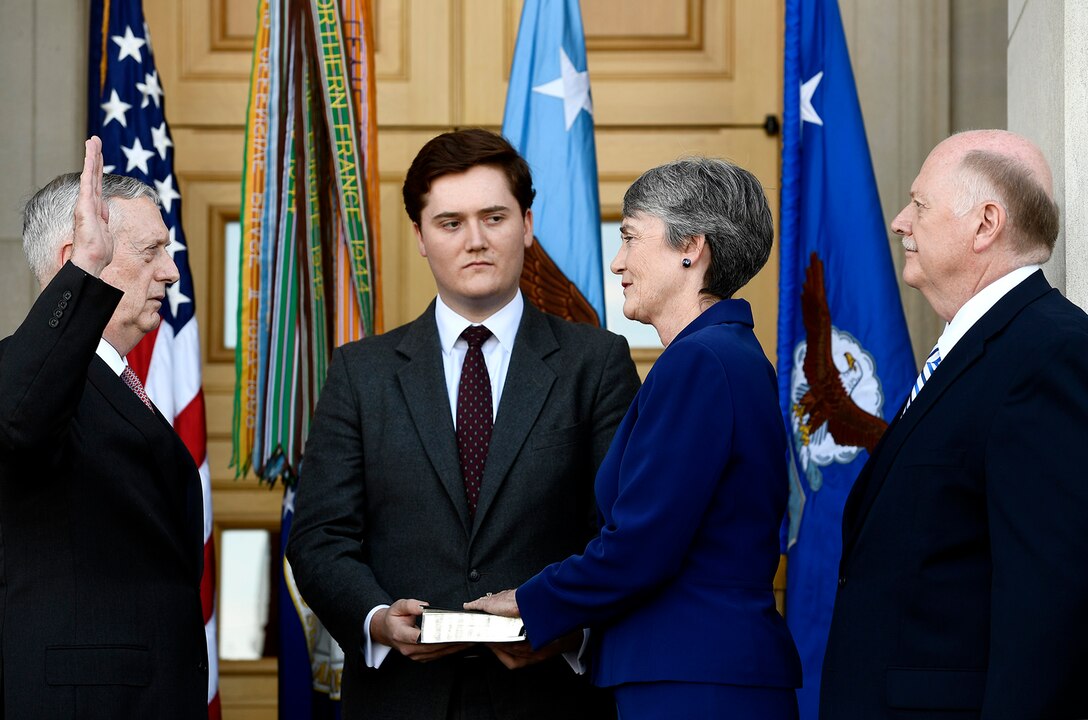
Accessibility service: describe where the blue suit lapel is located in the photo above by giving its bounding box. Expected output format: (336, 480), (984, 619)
(842, 271), (1055, 561)
(395, 306), (472, 535)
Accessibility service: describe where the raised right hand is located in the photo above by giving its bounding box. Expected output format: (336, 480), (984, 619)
(370, 598), (472, 663)
(70, 136), (114, 277)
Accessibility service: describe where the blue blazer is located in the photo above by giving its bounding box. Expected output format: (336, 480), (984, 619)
(518, 299), (802, 689)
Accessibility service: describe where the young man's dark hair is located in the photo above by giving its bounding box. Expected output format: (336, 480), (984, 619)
(402, 128), (535, 224)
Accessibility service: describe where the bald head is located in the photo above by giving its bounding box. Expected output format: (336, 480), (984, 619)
(937, 130), (1058, 261)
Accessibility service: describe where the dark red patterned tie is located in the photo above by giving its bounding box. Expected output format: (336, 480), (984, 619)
(457, 326), (493, 517)
(121, 365), (154, 411)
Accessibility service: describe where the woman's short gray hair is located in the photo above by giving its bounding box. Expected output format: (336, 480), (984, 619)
(622, 157), (773, 300)
(22, 173), (160, 284)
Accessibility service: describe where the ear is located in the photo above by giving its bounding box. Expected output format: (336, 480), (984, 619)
(684, 234), (708, 263)
(58, 237), (75, 267)
(413, 222), (427, 258)
(522, 208), (534, 249)
(972, 200), (1006, 253)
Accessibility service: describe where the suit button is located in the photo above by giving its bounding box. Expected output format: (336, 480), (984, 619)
(468, 569), (481, 582)
(58, 300), (68, 309)
(48, 318), (59, 328)
(53, 309), (63, 318)
(838, 575), (847, 587)
(62, 290), (72, 300)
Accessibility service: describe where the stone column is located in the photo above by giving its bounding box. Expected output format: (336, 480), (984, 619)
(1008, 0), (1088, 310)
(0, 0), (87, 336)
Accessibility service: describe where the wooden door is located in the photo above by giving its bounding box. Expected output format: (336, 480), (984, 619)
(142, 1), (782, 716)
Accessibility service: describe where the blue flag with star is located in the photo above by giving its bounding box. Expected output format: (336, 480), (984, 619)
(503, 0), (604, 325)
(778, 0), (915, 717)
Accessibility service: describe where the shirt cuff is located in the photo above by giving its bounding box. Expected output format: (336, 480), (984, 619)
(363, 604), (393, 669)
(561, 628), (591, 675)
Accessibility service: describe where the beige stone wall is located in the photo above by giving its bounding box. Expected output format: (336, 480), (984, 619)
(1008, 0), (1088, 311)
(0, 0), (87, 337)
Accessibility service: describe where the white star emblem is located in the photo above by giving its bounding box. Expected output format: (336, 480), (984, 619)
(112, 26), (147, 63)
(136, 70), (163, 108)
(104, 165), (116, 175)
(283, 486), (296, 517)
(121, 137), (155, 175)
(100, 89), (132, 128)
(801, 71), (824, 126)
(151, 122), (173, 160)
(166, 226), (186, 261)
(166, 280), (191, 317)
(155, 174), (180, 213)
(532, 47), (594, 131)
(143, 21), (154, 53)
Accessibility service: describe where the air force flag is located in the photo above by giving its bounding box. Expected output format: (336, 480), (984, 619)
(777, 1), (916, 717)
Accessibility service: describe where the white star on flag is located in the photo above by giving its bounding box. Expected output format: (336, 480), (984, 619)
(801, 71), (824, 126)
(101, 89), (133, 128)
(155, 174), (181, 213)
(283, 486), (297, 518)
(166, 226), (186, 261)
(136, 70), (164, 108)
(104, 165), (116, 174)
(151, 122), (173, 160)
(122, 137), (156, 175)
(112, 26), (147, 63)
(532, 47), (593, 131)
(166, 279), (191, 316)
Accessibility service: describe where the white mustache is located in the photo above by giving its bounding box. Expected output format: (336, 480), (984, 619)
(901, 238), (917, 252)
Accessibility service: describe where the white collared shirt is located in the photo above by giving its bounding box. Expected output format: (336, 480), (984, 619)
(434, 291), (524, 426)
(936, 265), (1040, 361)
(95, 337), (127, 377)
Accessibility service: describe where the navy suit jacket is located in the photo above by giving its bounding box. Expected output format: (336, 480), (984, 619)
(518, 299), (802, 691)
(821, 271), (1088, 719)
(0, 262), (207, 719)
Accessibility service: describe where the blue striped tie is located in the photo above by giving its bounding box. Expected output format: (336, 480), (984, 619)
(902, 344), (942, 417)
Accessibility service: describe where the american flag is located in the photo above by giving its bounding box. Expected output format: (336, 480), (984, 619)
(88, 1), (220, 717)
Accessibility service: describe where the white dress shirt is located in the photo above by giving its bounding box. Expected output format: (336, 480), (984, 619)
(95, 337), (127, 376)
(935, 265), (1040, 362)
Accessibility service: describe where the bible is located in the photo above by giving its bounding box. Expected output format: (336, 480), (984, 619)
(418, 608), (526, 644)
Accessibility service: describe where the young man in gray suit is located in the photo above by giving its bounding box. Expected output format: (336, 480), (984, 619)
(287, 129), (640, 719)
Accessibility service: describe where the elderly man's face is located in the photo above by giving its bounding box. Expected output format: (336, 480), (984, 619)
(612, 212), (681, 327)
(891, 142), (977, 320)
(100, 197), (179, 355)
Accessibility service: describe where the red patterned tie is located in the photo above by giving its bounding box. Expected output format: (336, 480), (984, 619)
(457, 326), (493, 517)
(121, 365), (154, 411)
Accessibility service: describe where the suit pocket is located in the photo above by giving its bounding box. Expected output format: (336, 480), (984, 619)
(531, 422), (585, 450)
(46, 645), (151, 687)
(886, 666), (985, 710)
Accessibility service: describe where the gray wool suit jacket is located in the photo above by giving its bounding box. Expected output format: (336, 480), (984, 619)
(286, 299), (641, 719)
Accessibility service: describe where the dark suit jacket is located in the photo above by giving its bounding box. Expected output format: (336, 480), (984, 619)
(518, 300), (802, 696)
(821, 271), (1088, 719)
(286, 300), (641, 719)
(0, 262), (208, 720)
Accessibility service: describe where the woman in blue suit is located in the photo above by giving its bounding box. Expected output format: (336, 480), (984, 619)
(467, 157), (801, 718)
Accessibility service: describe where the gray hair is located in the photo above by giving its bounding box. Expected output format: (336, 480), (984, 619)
(622, 157), (774, 300)
(22, 172), (160, 284)
(953, 150), (1058, 263)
